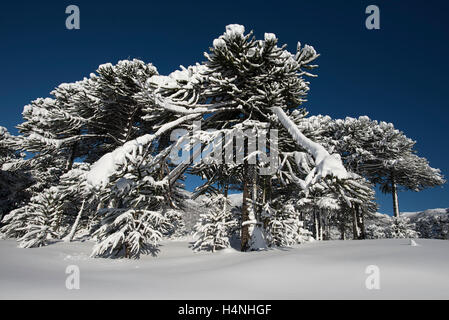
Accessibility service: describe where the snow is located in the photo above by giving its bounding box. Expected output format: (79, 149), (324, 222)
(1, 163), (14, 171)
(1, 238), (448, 299)
(225, 24), (245, 38)
(86, 134), (154, 187)
(264, 32), (276, 42)
(213, 38), (226, 49)
(0, 126), (7, 136)
(148, 64), (206, 90)
(227, 193), (243, 207)
(147, 75), (178, 89)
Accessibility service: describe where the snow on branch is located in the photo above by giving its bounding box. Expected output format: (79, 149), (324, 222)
(86, 113), (201, 187)
(271, 107), (349, 185)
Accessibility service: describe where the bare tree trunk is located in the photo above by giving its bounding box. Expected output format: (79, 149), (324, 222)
(352, 206), (360, 239)
(391, 175), (400, 218)
(318, 210), (323, 241)
(65, 200), (86, 242)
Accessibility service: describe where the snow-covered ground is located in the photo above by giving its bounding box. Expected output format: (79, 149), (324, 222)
(1, 238), (448, 299)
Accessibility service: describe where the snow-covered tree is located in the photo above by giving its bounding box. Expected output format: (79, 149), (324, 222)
(0, 127), (33, 221)
(263, 200), (312, 247)
(193, 194), (237, 252)
(91, 207), (166, 259)
(408, 209), (449, 240)
(88, 154), (170, 258)
(389, 216), (419, 239)
(17, 59), (160, 166)
(160, 208), (187, 239)
(328, 117), (444, 218)
(1, 163), (91, 242)
(296, 115), (445, 221)
(15, 188), (64, 248)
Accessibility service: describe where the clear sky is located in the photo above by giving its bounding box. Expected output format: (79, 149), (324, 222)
(1, 0), (448, 214)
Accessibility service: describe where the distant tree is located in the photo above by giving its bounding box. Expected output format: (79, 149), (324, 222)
(389, 216), (419, 239)
(299, 116), (445, 218)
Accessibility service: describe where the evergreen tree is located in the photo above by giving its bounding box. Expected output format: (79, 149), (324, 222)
(193, 194), (237, 252)
(15, 188), (64, 248)
(0, 127), (33, 221)
(389, 216), (419, 239)
(264, 200), (312, 247)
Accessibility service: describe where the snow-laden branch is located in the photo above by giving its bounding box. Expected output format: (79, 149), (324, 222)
(86, 113), (201, 187)
(156, 95), (239, 115)
(271, 107), (349, 185)
(26, 133), (110, 149)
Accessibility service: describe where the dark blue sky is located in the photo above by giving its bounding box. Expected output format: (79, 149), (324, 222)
(1, 0), (448, 214)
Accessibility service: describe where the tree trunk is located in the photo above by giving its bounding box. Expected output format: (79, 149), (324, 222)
(65, 200), (85, 242)
(222, 182), (229, 217)
(224, 181), (229, 199)
(252, 166), (259, 221)
(356, 204), (366, 239)
(323, 211), (330, 240)
(241, 163), (251, 251)
(391, 175), (400, 218)
(339, 210), (346, 240)
(340, 224), (346, 240)
(319, 220), (323, 241)
(352, 206), (360, 239)
(65, 142), (78, 171)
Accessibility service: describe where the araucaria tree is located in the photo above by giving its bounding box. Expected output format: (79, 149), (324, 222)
(0, 24), (445, 258)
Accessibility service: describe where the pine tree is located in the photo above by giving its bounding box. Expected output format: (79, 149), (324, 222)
(193, 194), (237, 252)
(0, 127), (33, 221)
(389, 216), (419, 239)
(197, 25), (350, 250)
(329, 117), (445, 218)
(88, 143), (172, 258)
(264, 200), (312, 247)
(15, 188), (64, 248)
